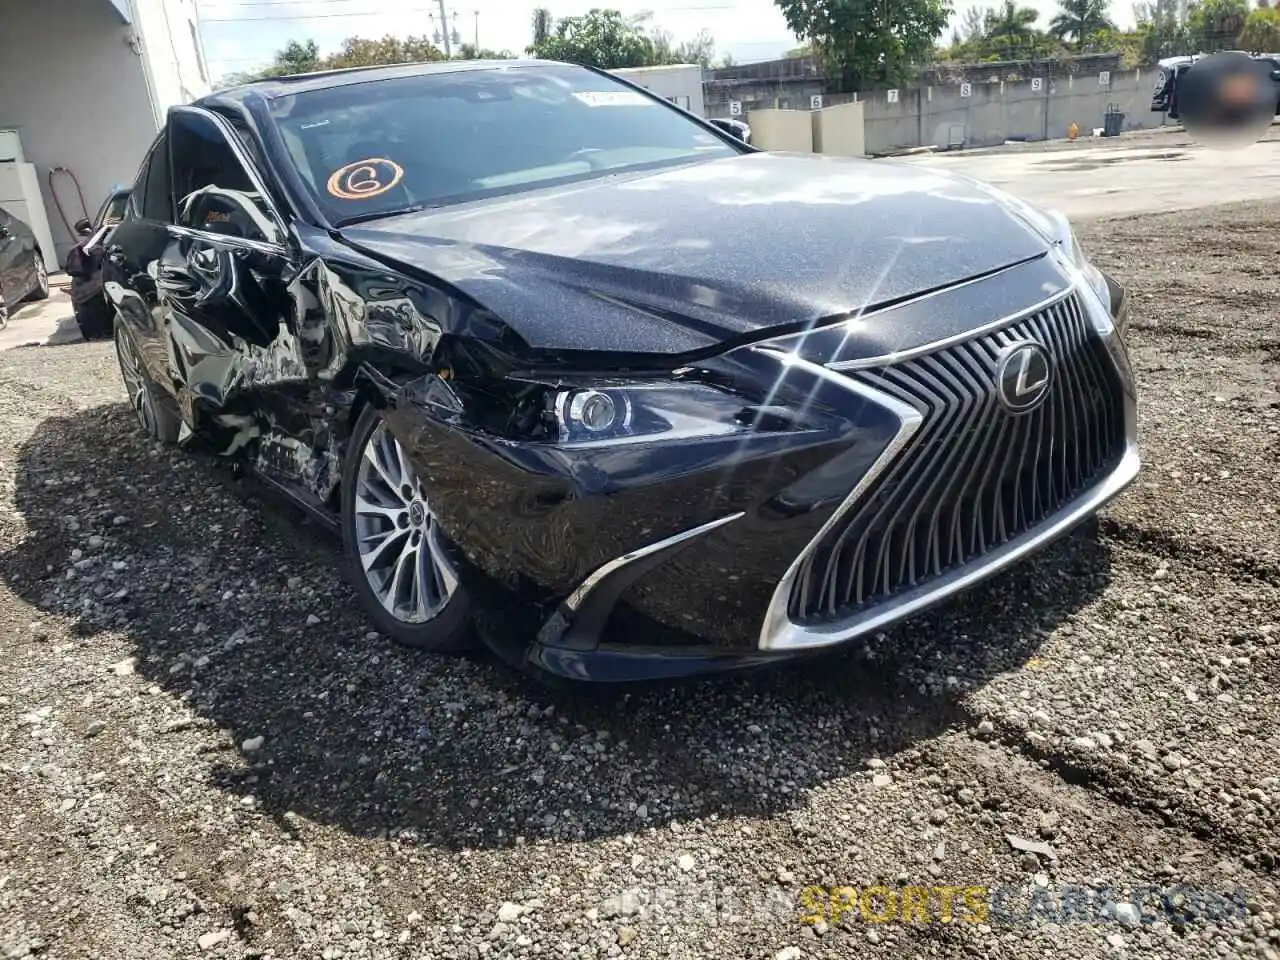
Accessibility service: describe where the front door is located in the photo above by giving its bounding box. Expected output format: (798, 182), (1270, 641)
(157, 107), (296, 420)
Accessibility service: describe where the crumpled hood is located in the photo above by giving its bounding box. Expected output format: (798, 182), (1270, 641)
(340, 151), (1053, 357)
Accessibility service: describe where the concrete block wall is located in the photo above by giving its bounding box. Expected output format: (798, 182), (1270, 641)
(746, 108), (814, 152)
(811, 101), (866, 157)
(857, 69), (1161, 154)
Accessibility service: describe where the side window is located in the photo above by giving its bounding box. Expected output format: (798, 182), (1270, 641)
(127, 153), (150, 219)
(169, 109), (273, 242)
(142, 134), (174, 223)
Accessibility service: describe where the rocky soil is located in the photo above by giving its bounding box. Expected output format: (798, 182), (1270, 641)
(0, 202), (1276, 960)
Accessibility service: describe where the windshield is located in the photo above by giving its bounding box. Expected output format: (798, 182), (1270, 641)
(269, 63), (739, 226)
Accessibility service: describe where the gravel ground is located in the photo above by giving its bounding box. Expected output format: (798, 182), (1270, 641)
(0, 201), (1277, 960)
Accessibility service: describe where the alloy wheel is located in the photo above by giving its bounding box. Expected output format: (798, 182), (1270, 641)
(353, 422), (459, 623)
(115, 326), (155, 436)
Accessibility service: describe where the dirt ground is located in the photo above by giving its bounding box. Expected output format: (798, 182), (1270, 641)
(0, 201), (1277, 960)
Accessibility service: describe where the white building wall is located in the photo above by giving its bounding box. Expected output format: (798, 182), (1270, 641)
(0, 0), (159, 263)
(128, 0), (212, 117)
(611, 65), (707, 117)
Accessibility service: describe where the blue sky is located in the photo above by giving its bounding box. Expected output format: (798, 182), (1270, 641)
(197, 0), (1139, 83)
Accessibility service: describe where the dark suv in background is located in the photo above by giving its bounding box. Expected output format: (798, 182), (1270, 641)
(66, 187), (130, 339)
(1152, 52), (1280, 119)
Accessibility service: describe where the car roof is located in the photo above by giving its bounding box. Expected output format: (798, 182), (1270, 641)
(198, 58), (574, 106)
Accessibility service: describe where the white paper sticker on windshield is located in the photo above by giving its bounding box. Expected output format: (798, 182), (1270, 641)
(573, 90), (650, 107)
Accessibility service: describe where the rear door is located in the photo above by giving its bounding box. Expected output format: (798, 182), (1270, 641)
(106, 132), (178, 389)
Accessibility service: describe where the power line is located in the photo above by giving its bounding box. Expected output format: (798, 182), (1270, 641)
(199, 0), (738, 19)
(202, 8), (433, 22)
(199, 0), (409, 5)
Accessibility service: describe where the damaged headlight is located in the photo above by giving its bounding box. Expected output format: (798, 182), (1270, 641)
(493, 374), (807, 448)
(549, 381), (762, 447)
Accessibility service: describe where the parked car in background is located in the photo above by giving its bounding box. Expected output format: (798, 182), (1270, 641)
(0, 205), (50, 330)
(104, 59), (1138, 683)
(66, 187), (130, 339)
(708, 117), (751, 144)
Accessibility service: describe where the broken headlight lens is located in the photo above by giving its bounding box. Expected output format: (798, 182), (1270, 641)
(548, 381), (760, 447)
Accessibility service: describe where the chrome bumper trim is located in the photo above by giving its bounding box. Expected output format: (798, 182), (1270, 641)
(562, 511), (746, 614)
(753, 346), (924, 652)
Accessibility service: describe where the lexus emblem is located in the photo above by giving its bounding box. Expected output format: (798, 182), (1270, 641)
(995, 341), (1053, 413)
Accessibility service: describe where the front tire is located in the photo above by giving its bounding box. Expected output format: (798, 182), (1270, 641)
(114, 322), (180, 442)
(340, 405), (473, 652)
(24, 252), (49, 302)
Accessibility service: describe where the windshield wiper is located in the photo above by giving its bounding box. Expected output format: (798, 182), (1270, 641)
(333, 204), (427, 228)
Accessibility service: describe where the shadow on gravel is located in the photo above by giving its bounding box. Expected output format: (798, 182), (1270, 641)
(2, 404), (1115, 851)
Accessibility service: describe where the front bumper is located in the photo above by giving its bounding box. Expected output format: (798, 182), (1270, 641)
(384, 254), (1139, 682)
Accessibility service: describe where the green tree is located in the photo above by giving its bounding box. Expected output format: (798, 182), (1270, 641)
(1238, 4), (1280, 48)
(324, 35), (446, 69)
(959, 5), (989, 41)
(985, 1), (1041, 57)
(1132, 1), (1194, 59)
(219, 34), (446, 84)
(773, 0), (953, 91)
(1049, 0), (1115, 49)
(454, 43), (518, 60)
(1187, 0), (1250, 49)
(675, 28), (717, 66)
(528, 8), (659, 67)
(277, 39), (322, 73)
(650, 26), (716, 65)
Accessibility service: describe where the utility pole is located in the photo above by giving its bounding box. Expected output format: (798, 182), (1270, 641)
(435, 0), (452, 57)
(474, 9), (480, 50)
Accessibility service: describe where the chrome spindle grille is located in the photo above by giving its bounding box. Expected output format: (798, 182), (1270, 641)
(789, 293), (1127, 623)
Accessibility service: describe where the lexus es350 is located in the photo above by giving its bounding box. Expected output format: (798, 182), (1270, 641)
(102, 59), (1139, 682)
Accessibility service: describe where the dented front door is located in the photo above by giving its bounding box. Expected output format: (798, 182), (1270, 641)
(157, 107), (305, 426)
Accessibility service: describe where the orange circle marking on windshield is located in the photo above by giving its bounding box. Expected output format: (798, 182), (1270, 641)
(327, 158), (404, 200)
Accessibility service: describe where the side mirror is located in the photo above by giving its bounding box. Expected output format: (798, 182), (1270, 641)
(1270, 69), (1280, 82)
(74, 217), (93, 236)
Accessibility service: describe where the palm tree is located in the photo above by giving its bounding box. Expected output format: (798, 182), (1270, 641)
(985, 1), (1041, 58)
(531, 7), (553, 47)
(1050, 0), (1115, 48)
(1239, 6), (1280, 50)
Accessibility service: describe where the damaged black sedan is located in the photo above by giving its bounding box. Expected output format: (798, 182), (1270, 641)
(103, 60), (1139, 682)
